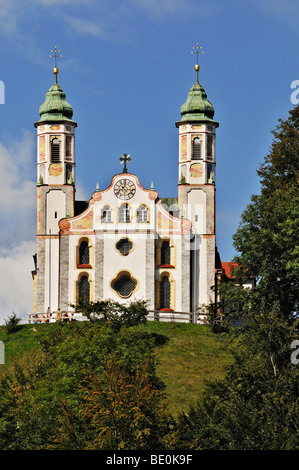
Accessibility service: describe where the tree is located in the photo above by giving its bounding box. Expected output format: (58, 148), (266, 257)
(175, 307), (299, 450)
(50, 356), (174, 450)
(5, 312), (22, 334)
(225, 105), (299, 322)
(73, 299), (148, 331)
(0, 319), (165, 450)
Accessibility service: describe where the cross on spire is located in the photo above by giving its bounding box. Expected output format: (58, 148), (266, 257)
(120, 153), (131, 173)
(50, 46), (62, 84)
(191, 43), (204, 83)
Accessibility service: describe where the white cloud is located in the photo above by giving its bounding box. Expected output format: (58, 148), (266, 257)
(0, 133), (36, 324)
(128, 0), (216, 20)
(65, 16), (109, 39)
(0, 132), (36, 246)
(0, 241), (36, 324)
(253, 0), (299, 30)
(0, 0), (213, 45)
(0, 0), (23, 34)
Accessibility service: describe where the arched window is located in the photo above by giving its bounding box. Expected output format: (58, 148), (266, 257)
(119, 203), (130, 223)
(192, 137), (201, 160)
(79, 240), (89, 265)
(137, 205), (148, 223)
(51, 137), (60, 163)
(78, 275), (90, 305)
(161, 240), (171, 265)
(102, 205), (112, 223)
(160, 275), (170, 309)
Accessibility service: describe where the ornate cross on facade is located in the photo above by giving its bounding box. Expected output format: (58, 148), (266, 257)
(120, 153), (131, 173)
(50, 46), (62, 84)
(191, 43), (204, 83)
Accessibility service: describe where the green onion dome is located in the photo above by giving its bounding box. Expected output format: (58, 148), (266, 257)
(176, 81), (218, 127)
(35, 74), (76, 126)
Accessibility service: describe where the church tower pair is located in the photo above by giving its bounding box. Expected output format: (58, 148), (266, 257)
(31, 45), (218, 321)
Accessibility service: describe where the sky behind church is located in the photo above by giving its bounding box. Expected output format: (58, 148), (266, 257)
(0, 0), (298, 322)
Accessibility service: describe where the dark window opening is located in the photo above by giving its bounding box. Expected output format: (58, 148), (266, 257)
(161, 241), (171, 265)
(78, 275), (90, 305)
(160, 275), (170, 309)
(79, 241), (89, 265)
(113, 274), (136, 297)
(54, 211), (57, 219)
(116, 238), (133, 256)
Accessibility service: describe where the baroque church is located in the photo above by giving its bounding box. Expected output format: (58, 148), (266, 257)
(28, 49), (228, 324)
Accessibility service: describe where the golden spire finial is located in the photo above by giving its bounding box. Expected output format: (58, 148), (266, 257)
(50, 46), (62, 84)
(191, 43), (203, 83)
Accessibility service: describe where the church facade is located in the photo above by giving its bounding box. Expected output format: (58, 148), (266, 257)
(28, 60), (220, 324)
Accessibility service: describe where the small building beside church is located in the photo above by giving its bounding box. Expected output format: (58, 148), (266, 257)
(28, 57), (223, 324)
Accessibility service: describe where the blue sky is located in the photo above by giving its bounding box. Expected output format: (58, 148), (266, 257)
(0, 0), (298, 322)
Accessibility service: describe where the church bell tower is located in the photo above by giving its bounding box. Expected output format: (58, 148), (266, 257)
(34, 48), (77, 315)
(176, 44), (219, 313)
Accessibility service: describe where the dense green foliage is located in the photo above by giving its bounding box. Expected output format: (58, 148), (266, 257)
(175, 307), (299, 449)
(0, 318), (170, 450)
(229, 105), (299, 321)
(73, 299), (148, 331)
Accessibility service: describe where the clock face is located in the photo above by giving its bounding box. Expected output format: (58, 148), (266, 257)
(114, 179), (136, 200)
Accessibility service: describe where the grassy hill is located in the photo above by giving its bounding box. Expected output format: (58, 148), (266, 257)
(0, 320), (234, 416)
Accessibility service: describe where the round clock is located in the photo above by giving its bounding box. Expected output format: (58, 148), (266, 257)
(114, 179), (136, 200)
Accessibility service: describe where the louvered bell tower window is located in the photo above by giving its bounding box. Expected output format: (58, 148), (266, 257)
(113, 274), (136, 298)
(51, 137), (60, 163)
(160, 275), (171, 309)
(192, 137), (201, 160)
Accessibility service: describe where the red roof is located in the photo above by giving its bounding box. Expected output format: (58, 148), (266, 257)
(221, 262), (238, 279)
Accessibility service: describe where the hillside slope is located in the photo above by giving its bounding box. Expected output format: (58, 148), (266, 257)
(0, 320), (233, 415)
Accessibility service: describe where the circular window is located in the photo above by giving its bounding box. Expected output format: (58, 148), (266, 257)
(116, 237), (133, 256)
(111, 272), (137, 298)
